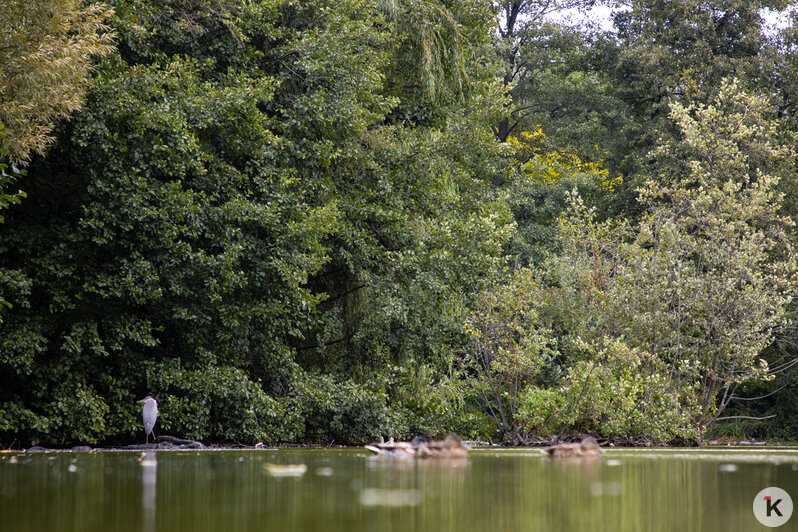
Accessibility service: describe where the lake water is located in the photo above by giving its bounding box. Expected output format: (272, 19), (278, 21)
(1, 447), (797, 532)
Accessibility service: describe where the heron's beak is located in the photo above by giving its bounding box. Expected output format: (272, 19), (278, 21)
(137, 399), (145, 403)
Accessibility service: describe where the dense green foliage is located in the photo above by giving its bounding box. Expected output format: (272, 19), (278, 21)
(1, 0), (797, 447)
(524, 81), (796, 440)
(0, 0), (509, 446)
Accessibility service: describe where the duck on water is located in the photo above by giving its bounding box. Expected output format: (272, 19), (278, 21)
(365, 435), (470, 459)
(542, 436), (604, 459)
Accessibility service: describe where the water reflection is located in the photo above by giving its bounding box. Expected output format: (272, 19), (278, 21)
(140, 452), (157, 532)
(365, 455), (470, 470)
(1, 448), (797, 532)
(359, 488), (423, 507)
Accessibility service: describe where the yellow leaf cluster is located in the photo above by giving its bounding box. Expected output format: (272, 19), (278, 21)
(507, 128), (622, 191)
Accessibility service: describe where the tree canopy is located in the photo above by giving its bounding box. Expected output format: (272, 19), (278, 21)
(1, 0), (797, 447)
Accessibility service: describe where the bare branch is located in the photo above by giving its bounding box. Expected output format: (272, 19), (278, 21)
(730, 383), (789, 402)
(714, 415), (776, 422)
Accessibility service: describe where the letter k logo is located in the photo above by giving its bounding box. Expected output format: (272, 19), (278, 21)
(765, 496), (783, 517)
(754, 488), (792, 527)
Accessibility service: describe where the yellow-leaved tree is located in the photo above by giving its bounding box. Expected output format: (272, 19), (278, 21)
(0, 0), (114, 319)
(0, 0), (115, 164)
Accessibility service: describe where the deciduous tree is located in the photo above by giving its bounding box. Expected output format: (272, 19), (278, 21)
(551, 80), (796, 430)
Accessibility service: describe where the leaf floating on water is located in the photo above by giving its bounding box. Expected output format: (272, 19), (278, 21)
(359, 488), (423, 507)
(315, 467), (333, 476)
(718, 464), (738, 472)
(265, 463), (307, 478)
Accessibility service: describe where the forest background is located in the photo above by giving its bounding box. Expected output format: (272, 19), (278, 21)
(1, 0), (797, 447)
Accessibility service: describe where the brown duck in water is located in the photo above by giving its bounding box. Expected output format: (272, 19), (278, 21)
(365, 435), (470, 459)
(542, 436), (604, 459)
(364, 437), (418, 458)
(416, 435), (470, 459)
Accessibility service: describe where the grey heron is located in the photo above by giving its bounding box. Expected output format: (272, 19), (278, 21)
(137, 396), (158, 444)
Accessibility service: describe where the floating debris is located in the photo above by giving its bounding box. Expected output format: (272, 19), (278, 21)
(605, 459), (622, 466)
(265, 463), (307, 478)
(718, 464), (738, 472)
(359, 488), (423, 507)
(68, 464), (78, 472)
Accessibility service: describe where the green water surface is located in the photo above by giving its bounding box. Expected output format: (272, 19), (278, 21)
(1, 447), (796, 532)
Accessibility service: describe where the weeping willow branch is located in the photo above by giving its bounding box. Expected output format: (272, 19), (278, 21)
(377, 0), (470, 101)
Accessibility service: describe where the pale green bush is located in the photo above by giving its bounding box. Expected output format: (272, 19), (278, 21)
(519, 339), (699, 442)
